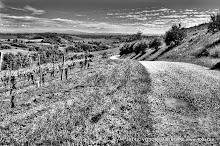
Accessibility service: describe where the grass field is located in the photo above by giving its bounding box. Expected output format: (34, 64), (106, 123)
(0, 58), (153, 145)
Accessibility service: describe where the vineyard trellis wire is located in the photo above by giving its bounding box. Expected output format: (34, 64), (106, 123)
(0, 50), (93, 94)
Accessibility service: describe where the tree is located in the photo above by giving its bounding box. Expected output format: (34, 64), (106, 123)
(208, 12), (220, 34)
(127, 31), (143, 42)
(164, 24), (185, 47)
(149, 38), (162, 50)
(81, 44), (91, 52)
(132, 40), (148, 54)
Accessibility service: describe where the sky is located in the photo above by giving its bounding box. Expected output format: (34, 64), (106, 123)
(0, 0), (220, 34)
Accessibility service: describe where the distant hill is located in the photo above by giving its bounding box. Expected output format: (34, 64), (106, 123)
(0, 33), (84, 44)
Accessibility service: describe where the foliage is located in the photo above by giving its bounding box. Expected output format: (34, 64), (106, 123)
(0, 44), (11, 50)
(132, 40), (148, 54)
(2, 53), (31, 70)
(148, 38), (162, 50)
(119, 40), (149, 56)
(126, 31), (143, 42)
(101, 51), (108, 59)
(209, 47), (220, 58)
(119, 42), (135, 56)
(164, 24), (185, 47)
(208, 12), (220, 34)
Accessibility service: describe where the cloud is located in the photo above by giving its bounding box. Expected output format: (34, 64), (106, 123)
(52, 18), (74, 22)
(1, 14), (39, 20)
(52, 18), (82, 24)
(8, 7), (27, 12)
(0, 1), (4, 9)
(75, 14), (86, 17)
(24, 5), (45, 15)
(1, 14), (39, 23)
(160, 14), (187, 19)
(107, 13), (114, 16)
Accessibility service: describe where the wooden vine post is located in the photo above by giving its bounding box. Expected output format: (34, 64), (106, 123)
(38, 54), (42, 87)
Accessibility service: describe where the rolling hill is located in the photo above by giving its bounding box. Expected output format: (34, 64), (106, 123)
(121, 23), (220, 69)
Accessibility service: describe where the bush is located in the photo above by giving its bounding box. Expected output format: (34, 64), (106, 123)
(208, 12), (220, 34)
(149, 38), (162, 50)
(164, 24), (185, 47)
(126, 31), (142, 42)
(101, 52), (108, 59)
(205, 38), (220, 48)
(0, 45), (11, 50)
(132, 40), (148, 54)
(192, 47), (209, 58)
(209, 47), (220, 58)
(119, 43), (134, 56)
(119, 40), (149, 56)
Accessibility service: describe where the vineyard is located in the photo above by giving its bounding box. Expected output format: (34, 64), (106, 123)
(0, 50), (94, 97)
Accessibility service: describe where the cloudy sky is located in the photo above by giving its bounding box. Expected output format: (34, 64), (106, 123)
(0, 0), (220, 34)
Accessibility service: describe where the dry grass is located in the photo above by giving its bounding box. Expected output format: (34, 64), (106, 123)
(0, 59), (153, 145)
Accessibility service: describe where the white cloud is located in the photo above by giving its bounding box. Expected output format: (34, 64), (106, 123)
(160, 15), (187, 19)
(75, 14), (86, 17)
(107, 13), (114, 16)
(194, 14), (210, 18)
(185, 9), (194, 12)
(24, 5), (45, 15)
(52, 18), (82, 24)
(9, 7), (27, 12)
(2, 14), (38, 20)
(52, 18), (73, 22)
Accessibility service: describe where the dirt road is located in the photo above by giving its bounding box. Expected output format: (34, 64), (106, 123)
(111, 55), (220, 144)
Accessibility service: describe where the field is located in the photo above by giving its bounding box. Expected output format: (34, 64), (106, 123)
(1, 23), (220, 145)
(0, 57), (154, 145)
(0, 49), (31, 54)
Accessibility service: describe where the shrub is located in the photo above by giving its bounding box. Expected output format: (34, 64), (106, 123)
(192, 47), (209, 58)
(119, 43), (134, 56)
(205, 38), (220, 48)
(149, 38), (162, 50)
(132, 40), (148, 54)
(209, 47), (220, 58)
(126, 31), (142, 42)
(0, 45), (11, 50)
(101, 52), (108, 59)
(164, 24), (185, 47)
(208, 12), (220, 34)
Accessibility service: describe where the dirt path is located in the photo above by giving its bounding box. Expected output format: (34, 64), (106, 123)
(110, 55), (220, 144)
(139, 61), (220, 144)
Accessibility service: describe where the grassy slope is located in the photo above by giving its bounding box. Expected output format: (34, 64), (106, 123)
(155, 24), (220, 67)
(140, 61), (220, 145)
(123, 24), (220, 68)
(0, 58), (153, 145)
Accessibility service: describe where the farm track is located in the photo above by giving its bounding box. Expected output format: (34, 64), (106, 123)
(110, 55), (220, 144)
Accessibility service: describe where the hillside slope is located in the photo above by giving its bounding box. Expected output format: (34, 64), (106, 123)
(122, 24), (220, 68)
(0, 59), (154, 145)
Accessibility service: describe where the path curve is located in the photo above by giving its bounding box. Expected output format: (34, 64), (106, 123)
(110, 55), (220, 144)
